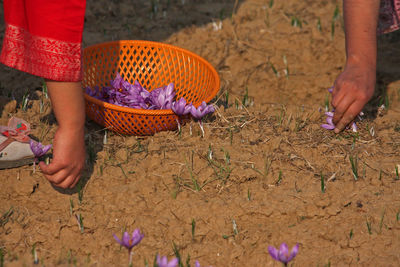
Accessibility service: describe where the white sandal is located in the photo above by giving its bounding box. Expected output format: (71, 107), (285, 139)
(0, 117), (35, 169)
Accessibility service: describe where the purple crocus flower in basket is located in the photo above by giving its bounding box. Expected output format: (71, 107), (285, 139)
(268, 243), (299, 266)
(84, 86), (97, 97)
(152, 83), (176, 109)
(110, 72), (124, 89)
(156, 255), (179, 267)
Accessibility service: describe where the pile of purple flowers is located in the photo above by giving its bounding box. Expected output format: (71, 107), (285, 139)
(85, 72), (215, 120)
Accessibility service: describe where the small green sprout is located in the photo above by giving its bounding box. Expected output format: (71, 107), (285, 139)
(268, 61), (279, 77)
(291, 16), (302, 28)
(349, 155), (359, 180)
(331, 5), (340, 39)
(366, 220), (372, 235)
(232, 219), (239, 236)
(75, 214), (84, 234)
(276, 170), (282, 185)
(321, 173), (325, 193)
(317, 17), (322, 32)
(21, 89), (30, 111)
(31, 243), (38, 264)
(191, 219), (196, 240)
(69, 199), (74, 216)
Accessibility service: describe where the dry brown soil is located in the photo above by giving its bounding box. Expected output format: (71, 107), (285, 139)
(1, 0), (400, 266)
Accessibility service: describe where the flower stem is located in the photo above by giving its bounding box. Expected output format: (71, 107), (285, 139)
(198, 120), (204, 137)
(128, 250), (133, 267)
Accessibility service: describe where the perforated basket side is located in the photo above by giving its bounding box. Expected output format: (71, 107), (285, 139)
(82, 40), (220, 135)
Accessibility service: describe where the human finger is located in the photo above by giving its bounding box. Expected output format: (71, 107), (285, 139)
(69, 173), (82, 188)
(44, 168), (71, 185)
(51, 167), (82, 189)
(39, 160), (67, 176)
(332, 93), (355, 125)
(53, 174), (78, 189)
(334, 101), (361, 133)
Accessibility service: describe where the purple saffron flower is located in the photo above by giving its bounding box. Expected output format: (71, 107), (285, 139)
(268, 243), (299, 266)
(29, 140), (52, 158)
(152, 83), (176, 109)
(156, 255), (179, 267)
(110, 72), (127, 90)
(172, 97), (192, 116)
(194, 260), (212, 267)
(350, 122), (358, 132)
(84, 86), (98, 97)
(113, 229), (144, 252)
(321, 111), (335, 130)
(190, 101), (215, 120)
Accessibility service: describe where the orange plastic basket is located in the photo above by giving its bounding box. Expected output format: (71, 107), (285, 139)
(82, 40), (220, 135)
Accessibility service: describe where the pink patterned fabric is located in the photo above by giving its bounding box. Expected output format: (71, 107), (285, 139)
(0, 117), (31, 143)
(378, 0), (400, 34)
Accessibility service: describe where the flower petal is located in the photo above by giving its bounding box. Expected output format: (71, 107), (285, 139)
(326, 116), (334, 125)
(29, 140), (52, 158)
(131, 228), (144, 247)
(122, 231), (131, 248)
(167, 257), (179, 267)
(268, 246), (279, 261)
(113, 233), (123, 246)
(278, 243), (289, 263)
(321, 124), (335, 130)
(325, 111), (334, 117)
(351, 122), (358, 132)
(287, 243), (299, 262)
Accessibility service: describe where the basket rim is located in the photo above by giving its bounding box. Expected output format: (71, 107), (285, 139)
(83, 40), (220, 116)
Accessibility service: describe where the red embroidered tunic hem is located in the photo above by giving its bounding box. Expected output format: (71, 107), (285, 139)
(0, 0), (86, 82)
(1, 24), (83, 82)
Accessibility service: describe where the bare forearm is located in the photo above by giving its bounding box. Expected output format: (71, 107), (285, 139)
(46, 81), (85, 132)
(343, 0), (380, 66)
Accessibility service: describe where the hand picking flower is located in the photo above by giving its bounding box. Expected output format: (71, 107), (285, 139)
(322, 87), (363, 132)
